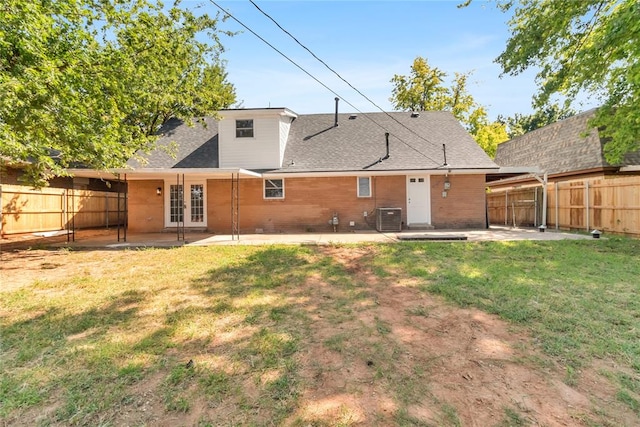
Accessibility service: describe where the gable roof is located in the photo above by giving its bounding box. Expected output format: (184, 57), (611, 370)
(127, 117), (219, 169)
(494, 109), (640, 175)
(272, 111), (496, 173)
(130, 110), (497, 173)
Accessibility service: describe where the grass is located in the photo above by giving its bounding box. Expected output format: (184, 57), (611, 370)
(2, 238), (640, 425)
(370, 237), (640, 415)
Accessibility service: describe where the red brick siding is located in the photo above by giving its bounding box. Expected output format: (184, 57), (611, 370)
(127, 180), (164, 232)
(126, 174), (487, 233)
(431, 174), (487, 228)
(208, 176), (406, 233)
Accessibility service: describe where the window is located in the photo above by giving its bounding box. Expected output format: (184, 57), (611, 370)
(357, 177), (371, 198)
(264, 179), (284, 199)
(236, 119), (254, 138)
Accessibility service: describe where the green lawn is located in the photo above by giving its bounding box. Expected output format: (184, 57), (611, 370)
(1, 238), (640, 426)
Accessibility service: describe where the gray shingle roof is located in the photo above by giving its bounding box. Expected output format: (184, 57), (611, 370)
(271, 111), (496, 173)
(131, 111), (497, 172)
(127, 117), (219, 169)
(494, 109), (640, 175)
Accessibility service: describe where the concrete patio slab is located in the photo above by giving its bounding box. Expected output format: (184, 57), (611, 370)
(0, 225), (595, 251)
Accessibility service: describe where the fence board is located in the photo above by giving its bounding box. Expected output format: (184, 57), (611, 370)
(1, 184), (125, 235)
(488, 175), (640, 237)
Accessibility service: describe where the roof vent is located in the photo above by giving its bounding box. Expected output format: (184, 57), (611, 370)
(410, 112), (420, 118)
(349, 114), (357, 120)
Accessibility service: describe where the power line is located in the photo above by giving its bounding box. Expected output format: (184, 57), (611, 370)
(248, 0), (446, 156)
(208, 0), (443, 166)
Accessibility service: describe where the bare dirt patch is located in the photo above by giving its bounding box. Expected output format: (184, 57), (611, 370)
(289, 246), (634, 426)
(1, 248), (130, 292)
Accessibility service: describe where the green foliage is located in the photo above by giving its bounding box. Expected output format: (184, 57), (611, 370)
(0, 0), (236, 186)
(498, 103), (577, 139)
(390, 56), (507, 157)
(495, 0), (640, 163)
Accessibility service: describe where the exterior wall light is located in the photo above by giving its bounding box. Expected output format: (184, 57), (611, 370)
(156, 187), (162, 196)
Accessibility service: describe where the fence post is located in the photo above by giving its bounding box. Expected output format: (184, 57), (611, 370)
(534, 187), (538, 227)
(542, 173), (548, 229)
(555, 181), (559, 230)
(105, 193), (109, 229)
(585, 180), (590, 232)
(0, 184), (3, 238)
(504, 190), (508, 226)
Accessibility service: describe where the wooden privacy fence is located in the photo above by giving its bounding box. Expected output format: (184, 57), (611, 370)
(487, 175), (640, 237)
(487, 186), (542, 228)
(1, 184), (125, 236)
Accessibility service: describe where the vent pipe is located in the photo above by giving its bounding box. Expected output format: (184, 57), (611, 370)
(383, 132), (390, 160)
(334, 97), (339, 127)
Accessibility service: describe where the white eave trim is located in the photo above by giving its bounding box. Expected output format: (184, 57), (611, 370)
(263, 168), (500, 179)
(67, 167), (500, 180)
(620, 165), (640, 172)
(66, 168), (263, 180)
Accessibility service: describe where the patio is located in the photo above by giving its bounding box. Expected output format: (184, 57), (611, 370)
(1, 226), (592, 251)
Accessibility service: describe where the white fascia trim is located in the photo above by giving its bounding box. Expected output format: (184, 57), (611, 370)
(220, 108), (298, 120)
(620, 165), (640, 172)
(67, 168), (263, 179)
(262, 168), (499, 179)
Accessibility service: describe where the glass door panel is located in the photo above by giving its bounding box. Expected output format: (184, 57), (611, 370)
(190, 184), (204, 223)
(170, 185), (184, 223)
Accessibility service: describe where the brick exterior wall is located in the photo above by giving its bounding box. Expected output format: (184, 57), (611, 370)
(208, 175), (406, 233)
(127, 180), (164, 232)
(126, 174), (487, 233)
(431, 174), (487, 228)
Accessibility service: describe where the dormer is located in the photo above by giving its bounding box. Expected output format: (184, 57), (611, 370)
(218, 108), (297, 169)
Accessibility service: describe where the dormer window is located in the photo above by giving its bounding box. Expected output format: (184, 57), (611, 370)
(236, 119), (254, 138)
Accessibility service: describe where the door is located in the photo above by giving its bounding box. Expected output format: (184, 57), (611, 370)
(165, 181), (206, 227)
(407, 176), (431, 225)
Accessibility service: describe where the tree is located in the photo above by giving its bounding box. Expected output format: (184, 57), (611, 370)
(390, 57), (508, 157)
(0, 0), (236, 185)
(498, 103), (577, 139)
(495, 0), (640, 163)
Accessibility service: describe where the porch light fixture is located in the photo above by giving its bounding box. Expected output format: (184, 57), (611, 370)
(156, 187), (162, 196)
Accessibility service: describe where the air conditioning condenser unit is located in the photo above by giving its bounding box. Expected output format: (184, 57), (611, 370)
(376, 208), (402, 232)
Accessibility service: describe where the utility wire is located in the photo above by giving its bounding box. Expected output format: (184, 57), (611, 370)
(249, 0), (446, 157)
(209, 0), (443, 166)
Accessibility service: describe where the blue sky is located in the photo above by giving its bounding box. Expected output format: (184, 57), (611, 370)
(188, 1), (586, 120)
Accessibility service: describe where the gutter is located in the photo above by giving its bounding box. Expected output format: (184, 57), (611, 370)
(262, 168), (500, 179)
(66, 168), (263, 179)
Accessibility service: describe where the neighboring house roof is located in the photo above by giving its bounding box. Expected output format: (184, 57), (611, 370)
(127, 117), (219, 169)
(494, 108), (640, 176)
(130, 110), (497, 173)
(273, 111), (496, 173)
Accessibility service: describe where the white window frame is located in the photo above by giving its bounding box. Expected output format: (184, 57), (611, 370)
(357, 176), (371, 198)
(236, 119), (254, 138)
(264, 178), (285, 199)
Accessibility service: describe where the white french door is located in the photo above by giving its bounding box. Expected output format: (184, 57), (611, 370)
(165, 181), (206, 227)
